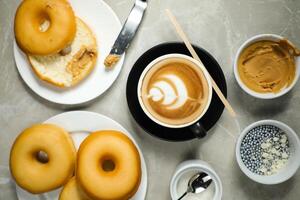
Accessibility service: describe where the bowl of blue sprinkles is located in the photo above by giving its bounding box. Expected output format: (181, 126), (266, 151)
(236, 120), (300, 184)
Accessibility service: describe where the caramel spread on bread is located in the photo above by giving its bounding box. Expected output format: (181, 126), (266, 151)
(67, 47), (96, 80)
(238, 40), (299, 93)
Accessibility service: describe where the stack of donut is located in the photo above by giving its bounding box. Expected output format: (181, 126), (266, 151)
(10, 124), (142, 200)
(14, 0), (98, 87)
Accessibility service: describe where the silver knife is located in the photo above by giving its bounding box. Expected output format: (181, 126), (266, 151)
(104, 0), (148, 68)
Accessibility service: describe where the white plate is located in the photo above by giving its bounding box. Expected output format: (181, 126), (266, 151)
(14, 0), (124, 105)
(16, 111), (147, 200)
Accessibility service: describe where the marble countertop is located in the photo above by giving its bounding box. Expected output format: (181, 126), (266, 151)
(1, 0), (300, 199)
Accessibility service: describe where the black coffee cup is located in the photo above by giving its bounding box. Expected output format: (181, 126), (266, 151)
(126, 42), (226, 141)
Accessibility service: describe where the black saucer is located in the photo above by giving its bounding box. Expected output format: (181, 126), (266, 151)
(126, 42), (227, 141)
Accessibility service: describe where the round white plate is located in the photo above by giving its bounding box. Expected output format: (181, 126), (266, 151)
(14, 0), (124, 105)
(16, 111), (148, 200)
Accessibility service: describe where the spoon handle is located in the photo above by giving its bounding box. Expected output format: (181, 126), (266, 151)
(177, 192), (187, 200)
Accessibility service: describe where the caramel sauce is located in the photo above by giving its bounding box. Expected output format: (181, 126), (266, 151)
(67, 46), (96, 79)
(238, 40), (298, 93)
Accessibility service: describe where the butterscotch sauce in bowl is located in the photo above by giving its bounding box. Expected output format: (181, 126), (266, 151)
(234, 34), (300, 99)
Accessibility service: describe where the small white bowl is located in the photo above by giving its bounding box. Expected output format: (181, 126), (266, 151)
(233, 34), (300, 99)
(170, 160), (222, 200)
(236, 120), (300, 184)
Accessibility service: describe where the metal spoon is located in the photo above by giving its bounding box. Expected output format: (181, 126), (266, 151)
(177, 172), (213, 200)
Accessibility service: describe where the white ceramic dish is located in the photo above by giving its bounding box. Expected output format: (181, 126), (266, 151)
(170, 160), (222, 200)
(236, 120), (300, 184)
(15, 111), (147, 200)
(137, 54), (213, 128)
(14, 0), (124, 105)
(233, 34), (300, 99)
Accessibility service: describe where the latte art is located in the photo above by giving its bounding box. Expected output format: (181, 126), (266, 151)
(140, 57), (210, 126)
(148, 74), (188, 109)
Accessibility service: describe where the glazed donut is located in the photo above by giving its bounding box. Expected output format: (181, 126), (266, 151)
(77, 130), (141, 200)
(10, 124), (76, 194)
(59, 177), (91, 200)
(14, 0), (76, 55)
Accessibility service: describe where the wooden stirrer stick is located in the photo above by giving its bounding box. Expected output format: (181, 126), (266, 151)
(165, 9), (237, 118)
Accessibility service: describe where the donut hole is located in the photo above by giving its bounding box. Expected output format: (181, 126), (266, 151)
(101, 159), (116, 172)
(38, 14), (51, 32)
(39, 19), (50, 32)
(35, 150), (49, 164)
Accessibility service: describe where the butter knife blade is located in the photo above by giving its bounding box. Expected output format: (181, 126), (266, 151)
(104, 0), (147, 67)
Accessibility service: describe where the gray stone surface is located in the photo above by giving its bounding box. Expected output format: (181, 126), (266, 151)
(1, 0), (300, 199)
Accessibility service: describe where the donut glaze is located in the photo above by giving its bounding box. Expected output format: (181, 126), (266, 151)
(9, 124), (76, 194)
(59, 177), (91, 200)
(77, 130), (141, 200)
(14, 0), (76, 55)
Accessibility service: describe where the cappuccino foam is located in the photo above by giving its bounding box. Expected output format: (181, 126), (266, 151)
(140, 57), (210, 126)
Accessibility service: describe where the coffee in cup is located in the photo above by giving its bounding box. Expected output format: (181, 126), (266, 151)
(138, 54), (212, 131)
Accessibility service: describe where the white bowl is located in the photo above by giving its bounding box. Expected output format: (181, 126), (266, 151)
(236, 120), (300, 184)
(233, 34), (300, 99)
(170, 160), (222, 200)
